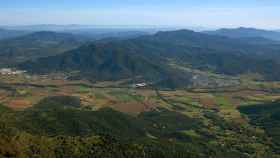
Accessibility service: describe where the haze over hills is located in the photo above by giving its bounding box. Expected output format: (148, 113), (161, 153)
(0, 31), (90, 66)
(0, 25), (127, 32)
(0, 28), (158, 66)
(204, 27), (280, 41)
(0, 28), (29, 40)
(0, 25), (157, 39)
(0, 24), (158, 31)
(0, 24), (191, 32)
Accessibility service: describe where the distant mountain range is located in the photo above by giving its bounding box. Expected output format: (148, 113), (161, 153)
(1, 25), (155, 38)
(19, 29), (280, 88)
(204, 27), (280, 41)
(1, 24), (154, 31)
(69, 29), (150, 40)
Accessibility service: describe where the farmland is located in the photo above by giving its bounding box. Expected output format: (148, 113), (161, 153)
(0, 73), (280, 157)
(1, 73), (280, 115)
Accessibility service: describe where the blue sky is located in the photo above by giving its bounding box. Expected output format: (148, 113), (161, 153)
(0, 0), (279, 29)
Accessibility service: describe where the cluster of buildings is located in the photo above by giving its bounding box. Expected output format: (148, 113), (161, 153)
(0, 68), (27, 75)
(133, 82), (147, 88)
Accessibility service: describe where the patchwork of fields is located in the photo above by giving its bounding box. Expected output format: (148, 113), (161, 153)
(0, 73), (280, 157)
(1, 73), (280, 115)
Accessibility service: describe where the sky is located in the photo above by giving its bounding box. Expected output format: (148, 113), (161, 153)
(0, 0), (280, 29)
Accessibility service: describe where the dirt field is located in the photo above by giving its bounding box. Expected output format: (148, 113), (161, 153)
(7, 99), (32, 109)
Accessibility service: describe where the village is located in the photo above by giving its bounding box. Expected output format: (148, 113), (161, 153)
(0, 68), (27, 75)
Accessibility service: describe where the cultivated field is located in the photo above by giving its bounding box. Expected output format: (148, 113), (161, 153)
(1, 73), (280, 118)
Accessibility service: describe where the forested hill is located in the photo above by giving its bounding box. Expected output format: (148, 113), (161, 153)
(0, 31), (89, 66)
(20, 29), (280, 85)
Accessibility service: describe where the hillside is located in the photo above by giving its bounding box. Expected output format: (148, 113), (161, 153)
(19, 42), (191, 88)
(204, 27), (280, 41)
(239, 101), (280, 151)
(0, 31), (89, 66)
(20, 30), (280, 85)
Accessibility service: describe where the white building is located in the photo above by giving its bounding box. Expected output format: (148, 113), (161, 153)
(133, 83), (147, 88)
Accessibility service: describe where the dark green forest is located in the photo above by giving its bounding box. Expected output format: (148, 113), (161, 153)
(0, 96), (279, 158)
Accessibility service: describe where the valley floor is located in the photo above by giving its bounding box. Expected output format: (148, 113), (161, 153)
(0, 73), (280, 157)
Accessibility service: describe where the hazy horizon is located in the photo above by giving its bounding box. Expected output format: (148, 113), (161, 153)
(0, 0), (280, 29)
(1, 24), (279, 32)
